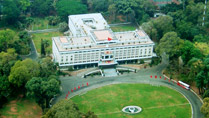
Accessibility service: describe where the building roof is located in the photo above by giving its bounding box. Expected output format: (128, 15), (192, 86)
(53, 13), (154, 52)
(69, 13), (109, 36)
(93, 30), (113, 41)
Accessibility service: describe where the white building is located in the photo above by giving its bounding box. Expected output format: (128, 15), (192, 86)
(52, 13), (155, 69)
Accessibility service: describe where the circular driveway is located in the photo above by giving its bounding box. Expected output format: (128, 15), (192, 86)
(55, 63), (203, 118)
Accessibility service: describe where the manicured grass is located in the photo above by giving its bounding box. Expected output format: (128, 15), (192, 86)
(28, 18), (58, 30)
(32, 32), (63, 54)
(71, 84), (191, 118)
(111, 25), (137, 32)
(0, 97), (42, 118)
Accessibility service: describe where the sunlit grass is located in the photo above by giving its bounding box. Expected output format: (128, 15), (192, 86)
(71, 84), (191, 118)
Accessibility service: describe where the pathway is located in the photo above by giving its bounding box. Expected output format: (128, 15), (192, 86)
(19, 39), (38, 60)
(103, 68), (118, 77)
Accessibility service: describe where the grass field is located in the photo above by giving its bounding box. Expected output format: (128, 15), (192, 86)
(32, 32), (63, 54)
(111, 25), (137, 32)
(71, 84), (191, 118)
(28, 18), (58, 31)
(0, 96), (42, 118)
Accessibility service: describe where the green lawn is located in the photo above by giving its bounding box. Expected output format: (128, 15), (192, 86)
(110, 25), (137, 32)
(32, 32), (63, 54)
(71, 84), (191, 118)
(0, 97), (42, 118)
(28, 18), (59, 31)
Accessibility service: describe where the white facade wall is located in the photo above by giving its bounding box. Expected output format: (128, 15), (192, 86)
(54, 44), (154, 67)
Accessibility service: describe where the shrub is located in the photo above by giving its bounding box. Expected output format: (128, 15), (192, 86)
(47, 16), (60, 26)
(58, 22), (68, 32)
(140, 59), (144, 64)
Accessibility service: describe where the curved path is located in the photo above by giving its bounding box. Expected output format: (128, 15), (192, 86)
(19, 39), (38, 60)
(55, 63), (203, 118)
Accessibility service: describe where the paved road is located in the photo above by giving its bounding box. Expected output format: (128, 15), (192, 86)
(55, 63), (203, 118)
(20, 39), (38, 60)
(28, 28), (59, 34)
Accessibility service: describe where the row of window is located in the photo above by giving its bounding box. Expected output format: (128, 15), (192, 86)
(60, 45), (153, 55)
(59, 47), (152, 63)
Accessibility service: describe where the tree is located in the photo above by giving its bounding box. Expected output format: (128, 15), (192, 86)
(9, 59), (40, 88)
(141, 21), (158, 41)
(193, 34), (209, 42)
(115, 0), (137, 21)
(203, 90), (209, 98)
(0, 75), (12, 107)
(26, 77), (60, 111)
(180, 40), (203, 64)
(47, 16), (60, 26)
(0, 48), (17, 76)
(187, 58), (204, 83)
(43, 99), (97, 118)
(30, 0), (55, 16)
(43, 99), (82, 118)
(185, 2), (204, 25)
(56, 0), (87, 21)
(0, 29), (16, 52)
(195, 42), (209, 56)
(152, 16), (174, 40)
(161, 3), (183, 14)
(41, 39), (46, 56)
(9, 66), (30, 87)
(2, 0), (20, 25)
(201, 97), (209, 118)
(58, 22), (68, 32)
(18, 0), (30, 14)
(176, 20), (199, 40)
(195, 71), (206, 94)
(91, 0), (109, 12)
(39, 57), (57, 77)
(156, 32), (184, 59)
(108, 4), (117, 22)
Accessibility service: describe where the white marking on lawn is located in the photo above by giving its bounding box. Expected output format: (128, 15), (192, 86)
(95, 103), (190, 115)
(144, 103), (190, 109)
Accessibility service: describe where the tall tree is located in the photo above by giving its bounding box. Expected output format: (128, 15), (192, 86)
(152, 16), (174, 40)
(115, 0), (137, 21)
(0, 29), (16, 52)
(56, 0), (87, 21)
(187, 58), (204, 83)
(0, 48), (17, 76)
(2, 0), (20, 25)
(141, 21), (158, 41)
(18, 0), (30, 14)
(41, 39), (46, 56)
(156, 32), (184, 59)
(195, 71), (206, 94)
(9, 59), (40, 88)
(91, 0), (109, 12)
(26, 77), (60, 110)
(39, 57), (56, 77)
(176, 20), (199, 40)
(30, 0), (55, 16)
(180, 40), (203, 64)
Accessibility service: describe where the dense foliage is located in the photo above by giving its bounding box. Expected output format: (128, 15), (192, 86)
(26, 76), (60, 110)
(43, 99), (97, 118)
